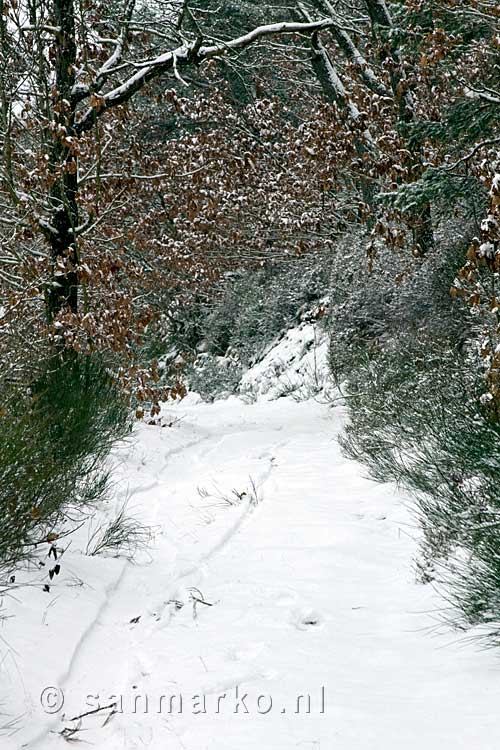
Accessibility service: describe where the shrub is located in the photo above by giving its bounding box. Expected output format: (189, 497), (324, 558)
(328, 234), (469, 385)
(0, 353), (130, 574)
(86, 504), (152, 559)
(203, 252), (333, 363)
(330, 238), (500, 642)
(185, 351), (243, 401)
(160, 250), (335, 400)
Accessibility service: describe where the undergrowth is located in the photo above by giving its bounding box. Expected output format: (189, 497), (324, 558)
(0, 353), (130, 576)
(330, 237), (500, 643)
(152, 250), (334, 401)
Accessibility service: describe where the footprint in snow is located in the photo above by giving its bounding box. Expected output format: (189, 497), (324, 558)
(227, 641), (266, 663)
(291, 607), (324, 631)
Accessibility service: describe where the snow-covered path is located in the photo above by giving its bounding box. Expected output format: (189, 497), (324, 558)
(3, 391), (499, 749)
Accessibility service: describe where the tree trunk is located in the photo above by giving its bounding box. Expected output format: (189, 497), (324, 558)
(46, 0), (79, 322)
(413, 200), (435, 257)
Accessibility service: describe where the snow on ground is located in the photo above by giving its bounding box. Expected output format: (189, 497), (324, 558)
(239, 319), (330, 402)
(1, 322), (499, 749)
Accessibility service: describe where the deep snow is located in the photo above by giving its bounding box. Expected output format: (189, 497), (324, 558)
(1, 323), (499, 749)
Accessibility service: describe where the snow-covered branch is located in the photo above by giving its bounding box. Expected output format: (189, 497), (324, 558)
(75, 18), (339, 132)
(94, 0), (137, 90)
(328, 25), (389, 98)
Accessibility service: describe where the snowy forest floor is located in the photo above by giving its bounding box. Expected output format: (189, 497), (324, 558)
(2, 324), (499, 750)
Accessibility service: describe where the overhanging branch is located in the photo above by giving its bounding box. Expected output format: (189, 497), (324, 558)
(75, 18), (340, 133)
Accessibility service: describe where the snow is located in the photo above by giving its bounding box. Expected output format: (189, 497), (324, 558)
(240, 321), (330, 401)
(479, 241), (495, 258)
(1, 324), (500, 749)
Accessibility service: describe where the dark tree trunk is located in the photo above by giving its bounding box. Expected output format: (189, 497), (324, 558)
(46, 0), (79, 322)
(414, 200), (435, 257)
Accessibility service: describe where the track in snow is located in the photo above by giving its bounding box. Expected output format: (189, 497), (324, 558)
(4, 396), (500, 750)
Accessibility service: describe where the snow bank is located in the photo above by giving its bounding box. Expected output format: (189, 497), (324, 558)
(239, 320), (331, 401)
